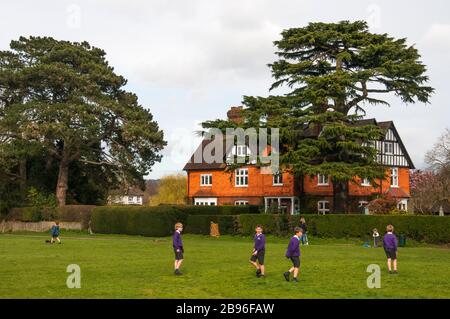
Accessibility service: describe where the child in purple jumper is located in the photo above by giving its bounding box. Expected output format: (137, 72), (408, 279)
(250, 225), (266, 278)
(284, 227), (303, 282)
(383, 224), (398, 274)
(173, 222), (184, 275)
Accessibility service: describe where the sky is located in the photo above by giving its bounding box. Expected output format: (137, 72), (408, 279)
(1, 0), (449, 179)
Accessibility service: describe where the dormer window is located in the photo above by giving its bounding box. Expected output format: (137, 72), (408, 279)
(236, 145), (248, 156)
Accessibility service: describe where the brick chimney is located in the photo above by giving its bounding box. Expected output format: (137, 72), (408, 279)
(227, 106), (243, 124)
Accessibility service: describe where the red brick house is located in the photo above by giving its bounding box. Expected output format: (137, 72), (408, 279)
(183, 108), (414, 214)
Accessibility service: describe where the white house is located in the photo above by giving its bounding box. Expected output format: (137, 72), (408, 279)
(108, 187), (144, 206)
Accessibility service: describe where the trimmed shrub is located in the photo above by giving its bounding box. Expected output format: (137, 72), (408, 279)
(185, 215), (238, 235)
(239, 214), (288, 236)
(91, 206), (187, 237)
(8, 207), (49, 222)
(56, 205), (98, 228)
(242, 214), (450, 244)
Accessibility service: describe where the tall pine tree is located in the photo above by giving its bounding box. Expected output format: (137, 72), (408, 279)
(203, 21), (433, 213)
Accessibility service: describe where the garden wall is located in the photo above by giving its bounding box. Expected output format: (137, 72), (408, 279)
(0, 220), (83, 233)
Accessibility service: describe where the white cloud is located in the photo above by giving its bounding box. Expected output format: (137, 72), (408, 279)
(1, 0), (449, 178)
(420, 24), (450, 50)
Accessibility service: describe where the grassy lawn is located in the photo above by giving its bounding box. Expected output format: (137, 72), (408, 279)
(0, 232), (449, 299)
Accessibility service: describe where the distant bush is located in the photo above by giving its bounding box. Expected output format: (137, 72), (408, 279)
(26, 187), (57, 208)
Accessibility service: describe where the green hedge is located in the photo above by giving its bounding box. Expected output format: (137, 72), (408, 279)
(91, 206), (187, 237)
(185, 215), (238, 235)
(174, 205), (260, 216)
(238, 214), (450, 244)
(239, 214), (289, 236)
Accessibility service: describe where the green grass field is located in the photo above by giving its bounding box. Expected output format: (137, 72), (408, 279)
(0, 232), (449, 299)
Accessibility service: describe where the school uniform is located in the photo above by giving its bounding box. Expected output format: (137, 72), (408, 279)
(383, 232), (398, 260)
(173, 230), (184, 260)
(285, 235), (301, 267)
(250, 233), (266, 265)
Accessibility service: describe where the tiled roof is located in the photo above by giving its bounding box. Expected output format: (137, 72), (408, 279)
(183, 118), (414, 170)
(385, 187), (410, 198)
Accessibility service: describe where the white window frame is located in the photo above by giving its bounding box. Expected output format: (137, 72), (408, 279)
(200, 174), (212, 186)
(236, 145), (248, 157)
(358, 200), (369, 207)
(361, 178), (371, 187)
(317, 174), (329, 186)
(235, 168), (249, 187)
(235, 200), (249, 206)
(273, 172), (283, 186)
(391, 167), (399, 187)
(318, 201), (330, 215)
(194, 198), (217, 206)
(397, 199), (408, 211)
(384, 142), (394, 154)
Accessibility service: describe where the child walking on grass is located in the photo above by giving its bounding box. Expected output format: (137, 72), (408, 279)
(284, 227), (302, 283)
(173, 222), (184, 275)
(383, 224), (398, 274)
(250, 225), (266, 278)
(49, 221), (61, 244)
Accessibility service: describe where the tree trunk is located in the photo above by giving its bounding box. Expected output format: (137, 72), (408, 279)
(333, 181), (349, 213)
(56, 151), (70, 207)
(19, 159), (27, 192)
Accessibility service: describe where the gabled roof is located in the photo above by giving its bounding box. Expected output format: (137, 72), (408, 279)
(377, 121), (415, 169)
(183, 139), (228, 171)
(183, 118), (415, 171)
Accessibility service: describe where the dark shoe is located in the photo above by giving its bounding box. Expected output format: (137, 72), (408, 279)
(393, 271), (398, 275)
(283, 272), (290, 282)
(293, 277), (299, 282)
(174, 269), (182, 275)
(256, 269), (261, 275)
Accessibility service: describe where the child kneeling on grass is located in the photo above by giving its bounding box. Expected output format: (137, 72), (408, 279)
(284, 227), (302, 283)
(47, 221), (61, 244)
(173, 222), (184, 276)
(383, 224), (398, 274)
(250, 224), (266, 278)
